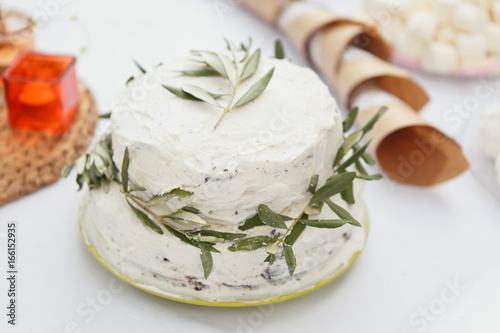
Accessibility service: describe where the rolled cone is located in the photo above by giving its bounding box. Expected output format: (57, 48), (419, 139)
(240, 0), (469, 186)
(352, 85), (469, 185)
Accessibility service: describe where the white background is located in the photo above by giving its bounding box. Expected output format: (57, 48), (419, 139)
(1, 0), (500, 332)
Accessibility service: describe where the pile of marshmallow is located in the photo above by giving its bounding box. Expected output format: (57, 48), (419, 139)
(359, 0), (500, 76)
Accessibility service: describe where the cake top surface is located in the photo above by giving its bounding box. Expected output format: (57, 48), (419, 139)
(111, 54), (338, 167)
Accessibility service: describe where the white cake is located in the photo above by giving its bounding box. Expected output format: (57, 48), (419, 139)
(76, 49), (371, 304)
(110, 56), (342, 224)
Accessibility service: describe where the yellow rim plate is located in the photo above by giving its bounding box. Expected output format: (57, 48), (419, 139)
(80, 208), (369, 307)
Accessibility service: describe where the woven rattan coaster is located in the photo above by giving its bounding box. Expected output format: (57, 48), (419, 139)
(0, 82), (98, 206)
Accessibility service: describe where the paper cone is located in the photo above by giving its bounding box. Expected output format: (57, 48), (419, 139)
(359, 104), (470, 185)
(239, 0), (288, 25)
(241, 0), (469, 185)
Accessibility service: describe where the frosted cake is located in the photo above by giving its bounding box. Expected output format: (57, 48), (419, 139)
(65, 42), (383, 305)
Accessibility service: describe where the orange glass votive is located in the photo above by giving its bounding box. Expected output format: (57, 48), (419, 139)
(0, 10), (35, 73)
(3, 52), (80, 135)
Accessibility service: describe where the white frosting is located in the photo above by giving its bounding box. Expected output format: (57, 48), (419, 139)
(79, 182), (367, 303)
(110, 55), (342, 225)
(421, 41), (459, 75)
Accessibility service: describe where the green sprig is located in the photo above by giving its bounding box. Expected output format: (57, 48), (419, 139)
(162, 40), (275, 130)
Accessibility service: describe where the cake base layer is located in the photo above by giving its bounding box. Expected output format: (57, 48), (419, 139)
(79, 183), (368, 306)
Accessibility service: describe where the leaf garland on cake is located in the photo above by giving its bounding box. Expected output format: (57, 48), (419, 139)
(62, 134), (120, 192)
(112, 149), (247, 279)
(228, 106), (386, 276)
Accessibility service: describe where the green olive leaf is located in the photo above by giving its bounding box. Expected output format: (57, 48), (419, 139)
(199, 242), (213, 279)
(61, 163), (74, 178)
(240, 49), (261, 81)
(162, 85), (200, 101)
(343, 107), (359, 132)
(309, 172), (356, 205)
(181, 206), (201, 214)
(182, 84), (221, 108)
(337, 140), (372, 172)
(258, 204), (288, 229)
(360, 106), (388, 135)
(284, 221), (306, 246)
(133, 59), (146, 74)
(264, 253), (277, 265)
(233, 67), (274, 108)
(228, 235), (279, 252)
(238, 214), (265, 231)
(275, 39), (285, 59)
(121, 147), (129, 192)
(334, 130), (363, 166)
(300, 219), (351, 229)
(127, 201), (163, 235)
(356, 173), (383, 181)
(99, 112), (112, 119)
(163, 224), (194, 245)
(362, 151), (376, 165)
(341, 181), (355, 205)
(191, 229), (246, 241)
(308, 174), (319, 194)
(145, 188), (193, 207)
(199, 51), (226, 77)
(178, 68), (220, 77)
(217, 52), (238, 87)
(168, 211), (207, 225)
(283, 243), (296, 276)
(126, 76), (134, 85)
(325, 199), (361, 227)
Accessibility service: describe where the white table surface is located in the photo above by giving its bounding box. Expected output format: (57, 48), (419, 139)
(2, 0), (500, 332)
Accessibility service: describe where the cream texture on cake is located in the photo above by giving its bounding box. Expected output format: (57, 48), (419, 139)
(80, 182), (367, 302)
(110, 55), (342, 224)
(79, 51), (368, 303)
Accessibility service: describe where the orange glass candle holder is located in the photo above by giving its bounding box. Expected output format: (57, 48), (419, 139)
(0, 10), (35, 73)
(3, 52), (80, 135)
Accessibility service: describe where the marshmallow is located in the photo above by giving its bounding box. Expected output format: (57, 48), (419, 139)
(452, 3), (490, 32)
(421, 41), (459, 74)
(395, 30), (426, 59)
(486, 23), (500, 55)
(405, 11), (439, 40)
(433, 0), (459, 23)
(493, 2), (500, 23)
(437, 26), (457, 43)
(456, 33), (488, 59)
(379, 17), (403, 42)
